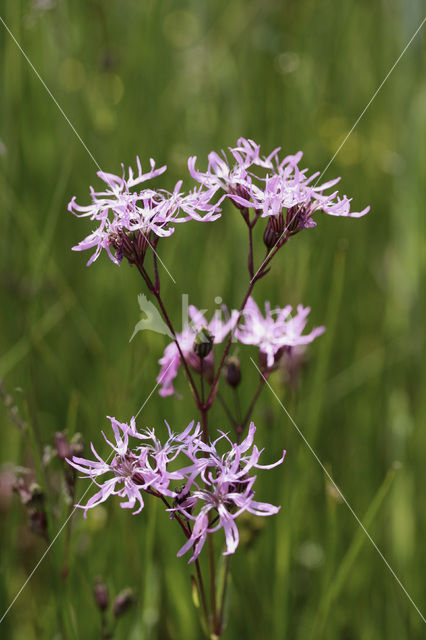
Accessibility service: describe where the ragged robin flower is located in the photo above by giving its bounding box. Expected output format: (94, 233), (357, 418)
(66, 416), (199, 515)
(235, 296), (325, 369)
(68, 157), (221, 266)
(173, 422), (285, 562)
(157, 304), (239, 397)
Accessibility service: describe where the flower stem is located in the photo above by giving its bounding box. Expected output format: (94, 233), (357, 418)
(152, 242), (160, 293)
(200, 358), (205, 405)
(206, 281), (255, 408)
(248, 225), (254, 279)
(239, 373), (268, 440)
(157, 493), (209, 631)
(134, 260), (200, 404)
(216, 392), (238, 430)
(153, 290), (201, 404)
(198, 404), (218, 636)
(253, 234), (287, 282)
(195, 559), (209, 634)
(233, 386), (242, 426)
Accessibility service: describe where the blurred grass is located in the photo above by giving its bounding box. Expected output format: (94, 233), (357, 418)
(1, 0), (426, 638)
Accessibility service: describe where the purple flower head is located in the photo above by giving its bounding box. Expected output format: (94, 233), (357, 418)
(174, 422), (285, 563)
(127, 418), (202, 480)
(68, 157), (221, 266)
(188, 138), (279, 210)
(157, 304), (239, 397)
(236, 297), (325, 369)
(66, 417), (201, 516)
(66, 416), (147, 515)
(230, 148), (370, 232)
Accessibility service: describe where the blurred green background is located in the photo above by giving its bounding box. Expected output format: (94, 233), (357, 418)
(1, 0), (425, 638)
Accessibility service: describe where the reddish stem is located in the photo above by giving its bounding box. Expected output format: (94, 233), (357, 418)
(205, 281), (255, 408)
(135, 261), (201, 404)
(238, 373), (268, 441)
(248, 225), (254, 279)
(157, 494), (208, 627)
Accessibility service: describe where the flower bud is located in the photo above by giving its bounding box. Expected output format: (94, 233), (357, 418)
(93, 577), (109, 612)
(263, 212), (284, 249)
(113, 588), (134, 618)
(54, 431), (70, 460)
(224, 357), (241, 387)
(193, 327), (214, 359)
(108, 229), (138, 264)
(263, 220), (279, 249)
(228, 185), (251, 220)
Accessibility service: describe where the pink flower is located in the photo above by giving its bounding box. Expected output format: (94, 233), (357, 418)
(174, 423), (285, 563)
(68, 157), (221, 265)
(229, 148), (370, 229)
(188, 137), (279, 208)
(236, 297), (325, 369)
(157, 305), (239, 397)
(67, 416), (285, 564)
(67, 416), (147, 515)
(66, 417), (199, 516)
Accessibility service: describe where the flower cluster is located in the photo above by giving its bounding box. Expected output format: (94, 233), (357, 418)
(174, 422), (285, 561)
(68, 139), (369, 267)
(67, 417), (284, 562)
(157, 304), (239, 397)
(69, 157), (220, 266)
(157, 297), (324, 395)
(65, 137), (369, 634)
(188, 137), (279, 206)
(190, 139), (370, 234)
(236, 297), (325, 369)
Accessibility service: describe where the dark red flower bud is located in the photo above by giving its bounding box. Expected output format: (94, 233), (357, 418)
(94, 577), (109, 612)
(224, 357), (241, 387)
